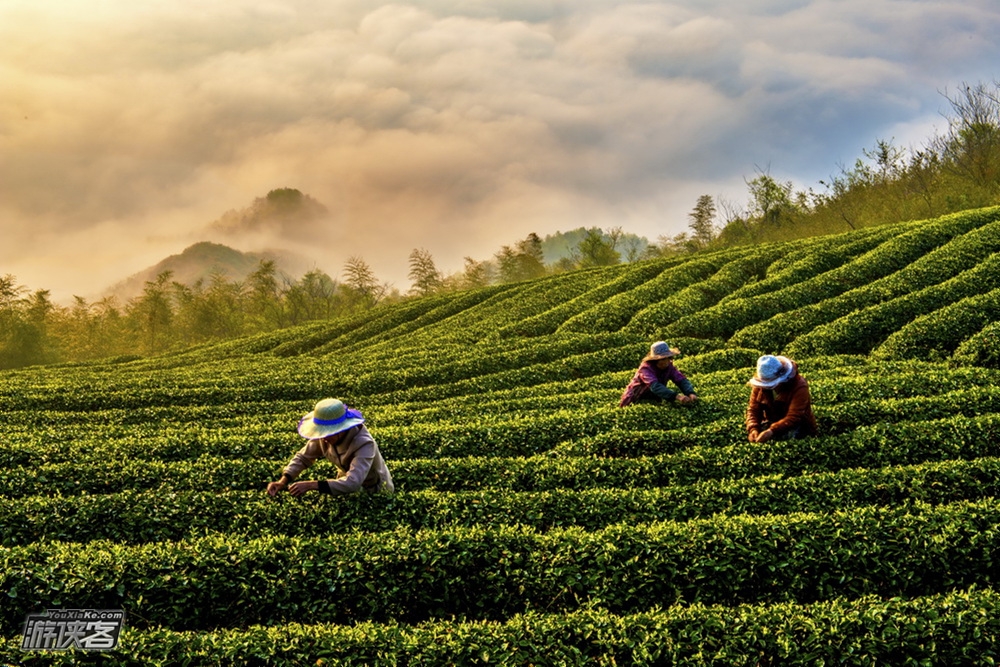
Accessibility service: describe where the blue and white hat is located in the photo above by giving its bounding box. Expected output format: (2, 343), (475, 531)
(749, 355), (796, 389)
(297, 398), (365, 439)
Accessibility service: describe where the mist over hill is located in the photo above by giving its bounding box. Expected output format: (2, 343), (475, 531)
(100, 188), (331, 302)
(208, 188), (332, 242)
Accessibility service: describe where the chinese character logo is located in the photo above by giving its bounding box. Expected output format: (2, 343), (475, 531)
(21, 609), (125, 651)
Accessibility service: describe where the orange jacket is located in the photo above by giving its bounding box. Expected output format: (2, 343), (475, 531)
(745, 365), (818, 438)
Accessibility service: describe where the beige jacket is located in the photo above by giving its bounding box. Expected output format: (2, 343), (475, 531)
(283, 424), (394, 494)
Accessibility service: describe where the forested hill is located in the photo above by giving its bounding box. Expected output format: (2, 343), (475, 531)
(3, 206), (1000, 664)
(103, 242), (314, 304)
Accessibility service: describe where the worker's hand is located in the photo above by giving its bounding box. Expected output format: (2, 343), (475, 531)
(755, 429), (775, 443)
(676, 394), (692, 405)
(266, 480), (288, 497)
(288, 480), (319, 497)
(748, 430), (759, 443)
(686, 393), (698, 404)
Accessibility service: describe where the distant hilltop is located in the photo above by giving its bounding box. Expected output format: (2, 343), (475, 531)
(103, 241), (316, 303)
(103, 187), (332, 303)
(208, 188), (331, 239)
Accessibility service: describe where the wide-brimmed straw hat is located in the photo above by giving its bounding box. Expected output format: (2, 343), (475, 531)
(643, 341), (680, 362)
(297, 398), (365, 439)
(749, 355), (796, 389)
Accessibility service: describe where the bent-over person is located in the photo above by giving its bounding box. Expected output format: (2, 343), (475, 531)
(619, 341), (698, 407)
(267, 398), (394, 497)
(745, 355), (817, 443)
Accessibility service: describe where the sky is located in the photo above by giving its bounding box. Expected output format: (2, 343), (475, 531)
(2, 0), (999, 302)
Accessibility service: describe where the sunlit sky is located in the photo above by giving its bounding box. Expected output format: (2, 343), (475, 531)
(3, 0), (999, 302)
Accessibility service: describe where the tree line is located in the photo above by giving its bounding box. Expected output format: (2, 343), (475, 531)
(0, 229), (641, 369)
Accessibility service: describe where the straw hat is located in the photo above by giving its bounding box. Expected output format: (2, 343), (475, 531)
(297, 398), (365, 439)
(749, 355), (796, 389)
(643, 341), (680, 362)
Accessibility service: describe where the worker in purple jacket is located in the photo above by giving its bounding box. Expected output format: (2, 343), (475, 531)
(619, 341), (698, 407)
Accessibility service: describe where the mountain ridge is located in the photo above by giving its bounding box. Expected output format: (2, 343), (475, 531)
(103, 241), (317, 303)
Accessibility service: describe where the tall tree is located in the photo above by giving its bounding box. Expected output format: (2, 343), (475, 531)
(89, 296), (127, 359)
(0, 289), (58, 368)
(342, 256), (386, 309)
(0, 274), (26, 338)
(286, 270), (340, 323)
(407, 248), (443, 297)
(247, 260), (286, 329)
(936, 81), (1000, 191)
(617, 234), (646, 262)
(460, 257), (495, 289)
(746, 168), (796, 228)
(520, 233), (545, 267)
(132, 271), (174, 354)
(577, 229), (620, 267)
(172, 272), (244, 342)
(687, 195), (717, 247)
(496, 233), (547, 283)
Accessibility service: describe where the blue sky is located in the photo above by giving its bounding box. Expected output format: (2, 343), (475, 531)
(2, 0), (999, 300)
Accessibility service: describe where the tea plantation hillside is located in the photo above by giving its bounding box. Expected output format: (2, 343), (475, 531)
(4, 207), (1000, 664)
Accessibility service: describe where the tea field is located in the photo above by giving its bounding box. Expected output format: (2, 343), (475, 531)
(3, 207), (1000, 664)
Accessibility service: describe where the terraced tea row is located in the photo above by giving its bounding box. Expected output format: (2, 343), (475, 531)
(3, 499), (998, 635)
(664, 210), (997, 343)
(5, 457), (1000, 547)
(7, 589), (997, 666)
(746, 218), (998, 348)
(7, 412), (1000, 500)
(3, 364), (1000, 470)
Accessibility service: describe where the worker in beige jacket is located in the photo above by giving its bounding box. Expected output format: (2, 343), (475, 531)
(266, 398), (394, 497)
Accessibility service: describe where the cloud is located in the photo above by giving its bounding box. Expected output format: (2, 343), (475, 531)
(2, 0), (1000, 300)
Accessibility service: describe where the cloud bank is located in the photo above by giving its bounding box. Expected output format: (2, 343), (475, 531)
(2, 0), (999, 300)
